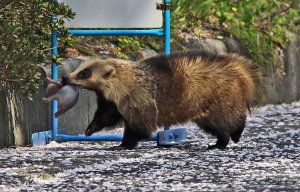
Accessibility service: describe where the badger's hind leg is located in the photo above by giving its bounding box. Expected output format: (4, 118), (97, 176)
(208, 134), (230, 150)
(194, 119), (230, 150)
(230, 114), (246, 143)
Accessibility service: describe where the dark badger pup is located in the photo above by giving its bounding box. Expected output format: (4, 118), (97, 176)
(65, 51), (262, 150)
(43, 77), (79, 117)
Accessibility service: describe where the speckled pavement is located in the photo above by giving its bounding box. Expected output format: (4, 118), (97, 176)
(1, 102), (300, 191)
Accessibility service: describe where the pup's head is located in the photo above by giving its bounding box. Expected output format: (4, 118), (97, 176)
(66, 59), (116, 91)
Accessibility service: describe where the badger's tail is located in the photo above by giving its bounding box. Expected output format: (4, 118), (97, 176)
(237, 56), (264, 112)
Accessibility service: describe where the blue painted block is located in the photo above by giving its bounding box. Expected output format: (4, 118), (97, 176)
(157, 128), (187, 146)
(31, 128), (67, 146)
(32, 131), (51, 146)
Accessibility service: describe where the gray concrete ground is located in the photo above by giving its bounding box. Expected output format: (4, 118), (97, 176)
(0, 102), (300, 191)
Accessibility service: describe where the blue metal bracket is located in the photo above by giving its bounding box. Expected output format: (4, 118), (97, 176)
(32, 131), (52, 146)
(157, 128), (187, 146)
(32, 128), (67, 146)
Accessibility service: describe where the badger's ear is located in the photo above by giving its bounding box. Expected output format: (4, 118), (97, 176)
(103, 65), (115, 79)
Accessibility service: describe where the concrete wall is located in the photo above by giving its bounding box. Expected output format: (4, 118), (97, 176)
(0, 85), (48, 147)
(265, 36), (300, 104)
(1, 36), (300, 148)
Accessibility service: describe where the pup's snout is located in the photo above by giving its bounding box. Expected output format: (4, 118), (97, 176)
(61, 75), (69, 85)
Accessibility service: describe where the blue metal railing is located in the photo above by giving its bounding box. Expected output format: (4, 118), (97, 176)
(164, 0), (171, 55)
(50, 0), (171, 143)
(68, 29), (165, 36)
(51, 29), (59, 141)
(57, 134), (158, 142)
(163, 0), (171, 130)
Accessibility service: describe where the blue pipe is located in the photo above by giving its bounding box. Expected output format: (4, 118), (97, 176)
(68, 29), (164, 36)
(164, 0), (171, 55)
(164, 0), (171, 130)
(56, 134), (158, 142)
(51, 29), (59, 141)
(51, 1), (59, 141)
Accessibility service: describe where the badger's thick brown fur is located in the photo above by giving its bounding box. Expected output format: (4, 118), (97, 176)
(66, 51), (262, 149)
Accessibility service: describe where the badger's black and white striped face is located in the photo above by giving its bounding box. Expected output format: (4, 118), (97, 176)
(67, 59), (115, 91)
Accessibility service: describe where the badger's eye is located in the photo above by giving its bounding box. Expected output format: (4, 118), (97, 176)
(77, 68), (91, 80)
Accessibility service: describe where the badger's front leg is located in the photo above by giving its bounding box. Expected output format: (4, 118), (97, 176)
(85, 98), (123, 136)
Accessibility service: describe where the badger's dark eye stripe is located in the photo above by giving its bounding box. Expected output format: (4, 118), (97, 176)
(77, 68), (91, 80)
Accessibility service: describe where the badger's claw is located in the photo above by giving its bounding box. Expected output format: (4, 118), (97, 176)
(207, 144), (226, 150)
(85, 123), (98, 136)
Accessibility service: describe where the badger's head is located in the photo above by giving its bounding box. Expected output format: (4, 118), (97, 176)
(66, 59), (116, 92)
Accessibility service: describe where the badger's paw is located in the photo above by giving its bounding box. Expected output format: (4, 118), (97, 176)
(85, 123), (98, 136)
(207, 144), (227, 150)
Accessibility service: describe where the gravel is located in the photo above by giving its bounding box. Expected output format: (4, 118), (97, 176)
(0, 102), (300, 191)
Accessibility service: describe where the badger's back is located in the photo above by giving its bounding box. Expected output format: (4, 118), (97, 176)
(141, 51), (262, 127)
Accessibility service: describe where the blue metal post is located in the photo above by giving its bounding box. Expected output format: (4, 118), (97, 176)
(164, 0), (171, 55)
(51, 15), (59, 141)
(164, 0), (171, 131)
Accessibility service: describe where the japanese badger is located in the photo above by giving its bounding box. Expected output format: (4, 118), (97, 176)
(65, 51), (262, 150)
